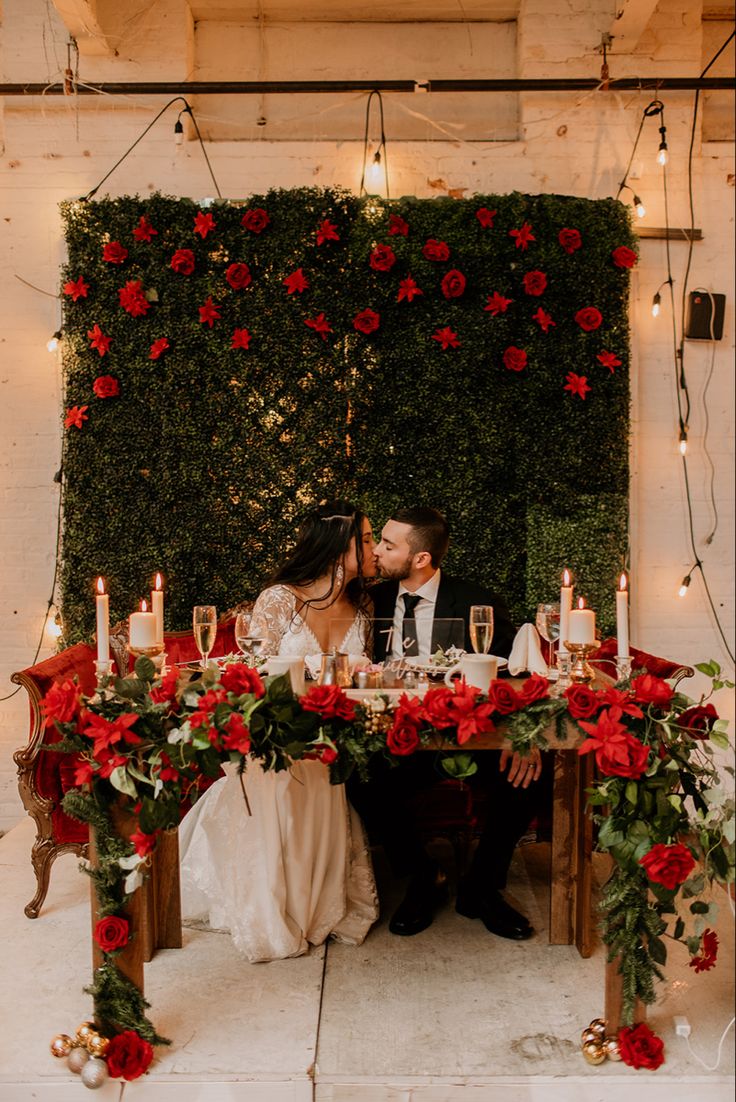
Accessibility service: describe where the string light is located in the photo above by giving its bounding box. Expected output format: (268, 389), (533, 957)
(46, 329), (62, 352)
(678, 426), (688, 456)
(657, 125), (669, 166)
(634, 195), (646, 218)
(651, 292), (661, 318)
(678, 573), (691, 598)
(359, 90), (389, 199)
(174, 118), (184, 147)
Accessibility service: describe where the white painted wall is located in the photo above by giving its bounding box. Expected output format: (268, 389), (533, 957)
(0, 0), (733, 830)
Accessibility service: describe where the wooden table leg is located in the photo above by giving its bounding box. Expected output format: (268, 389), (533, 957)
(151, 828), (182, 950)
(549, 750), (577, 944)
(89, 826), (145, 994)
(605, 956), (646, 1031)
(573, 751), (594, 958)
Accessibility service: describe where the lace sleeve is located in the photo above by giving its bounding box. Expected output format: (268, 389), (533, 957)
(249, 585), (296, 658)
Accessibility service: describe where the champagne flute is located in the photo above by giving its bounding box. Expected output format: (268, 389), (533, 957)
(193, 605), (217, 668)
(235, 610), (264, 665)
(536, 602), (560, 676)
(469, 605), (494, 655)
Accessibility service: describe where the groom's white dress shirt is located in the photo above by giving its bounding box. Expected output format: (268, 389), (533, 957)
(389, 569), (442, 661)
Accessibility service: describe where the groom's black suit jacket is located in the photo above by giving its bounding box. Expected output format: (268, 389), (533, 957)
(369, 573), (516, 662)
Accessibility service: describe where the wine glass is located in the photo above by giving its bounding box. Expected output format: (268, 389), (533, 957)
(536, 602), (560, 675)
(193, 605), (217, 668)
(469, 605), (494, 655)
(235, 610), (264, 665)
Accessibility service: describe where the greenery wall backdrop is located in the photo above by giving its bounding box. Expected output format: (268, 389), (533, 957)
(59, 188), (635, 642)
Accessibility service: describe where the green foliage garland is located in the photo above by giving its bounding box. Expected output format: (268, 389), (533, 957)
(60, 189), (633, 642)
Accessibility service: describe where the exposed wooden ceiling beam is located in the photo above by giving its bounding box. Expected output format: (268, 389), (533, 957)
(609, 0), (660, 54)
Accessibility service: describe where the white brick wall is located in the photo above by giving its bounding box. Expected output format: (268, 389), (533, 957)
(0, 0), (733, 830)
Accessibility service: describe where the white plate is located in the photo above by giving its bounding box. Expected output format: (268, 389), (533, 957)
(404, 655), (508, 675)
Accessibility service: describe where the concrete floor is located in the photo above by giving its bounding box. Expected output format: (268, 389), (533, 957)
(0, 815), (733, 1102)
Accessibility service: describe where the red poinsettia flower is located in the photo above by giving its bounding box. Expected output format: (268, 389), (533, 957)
(93, 375), (119, 399)
(316, 219), (340, 245)
(102, 241), (128, 264)
(353, 308), (380, 335)
(476, 207), (497, 228)
(63, 276), (89, 301)
(305, 312), (333, 340)
(225, 262), (252, 290)
(388, 214), (409, 236)
(612, 245), (638, 269)
(441, 269), (466, 299)
(241, 208), (270, 234)
(444, 680), (495, 745)
(193, 211), (216, 239)
(597, 350), (621, 372)
(87, 323), (112, 356)
(397, 275), (423, 303)
(369, 244), (396, 272)
(533, 306), (556, 332)
(509, 222), (535, 250)
(577, 709), (650, 778)
(503, 346), (527, 372)
(597, 687), (644, 718)
(484, 291), (513, 316)
(522, 270), (547, 296)
(639, 841), (695, 891)
(558, 227), (582, 254)
(149, 337), (170, 360)
(689, 929), (719, 973)
(575, 306), (603, 331)
(423, 239), (450, 262)
(231, 328), (252, 349)
(118, 280), (150, 317)
(283, 268), (309, 294)
(64, 405), (88, 430)
(170, 249), (195, 275)
(73, 757), (96, 786)
(564, 372), (591, 399)
(198, 296), (221, 327)
(132, 216), (157, 242)
(432, 326), (460, 350)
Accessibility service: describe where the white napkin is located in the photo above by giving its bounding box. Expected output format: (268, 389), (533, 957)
(508, 623), (549, 677)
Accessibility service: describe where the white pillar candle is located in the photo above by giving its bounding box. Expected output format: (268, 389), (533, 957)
(568, 598), (596, 645)
(130, 600), (157, 649)
(559, 568), (573, 656)
(95, 577), (109, 663)
(151, 573), (164, 647)
(616, 574), (630, 658)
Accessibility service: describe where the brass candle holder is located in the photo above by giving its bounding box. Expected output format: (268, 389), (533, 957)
(127, 643), (167, 676)
(564, 641), (597, 684)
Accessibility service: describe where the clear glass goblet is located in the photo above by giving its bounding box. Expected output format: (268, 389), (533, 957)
(469, 605), (494, 655)
(536, 602), (560, 676)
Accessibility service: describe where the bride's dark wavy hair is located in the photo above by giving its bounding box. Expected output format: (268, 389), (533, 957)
(269, 499), (370, 611)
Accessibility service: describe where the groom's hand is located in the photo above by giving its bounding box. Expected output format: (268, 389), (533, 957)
(499, 747), (542, 788)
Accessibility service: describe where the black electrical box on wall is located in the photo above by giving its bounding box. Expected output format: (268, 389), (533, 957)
(684, 291), (726, 340)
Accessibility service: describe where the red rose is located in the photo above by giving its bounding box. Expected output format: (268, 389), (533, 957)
(118, 280), (150, 317)
(219, 663), (265, 698)
(612, 245), (638, 269)
(225, 262), (252, 290)
(170, 248), (195, 275)
(522, 270), (547, 296)
(632, 673), (674, 708)
(241, 208), (270, 234)
(564, 683), (600, 719)
(388, 214), (409, 236)
(222, 712), (251, 754)
(149, 666), (181, 705)
(422, 239), (450, 262)
(41, 679), (82, 728)
(103, 241), (128, 264)
(503, 346), (527, 372)
(387, 718), (421, 756)
(93, 915), (130, 953)
(517, 673), (549, 705)
(369, 244), (396, 272)
(300, 684), (355, 721)
(93, 375), (120, 399)
(353, 308), (380, 334)
(617, 1023), (665, 1071)
(574, 306), (603, 331)
(558, 228), (582, 254)
(420, 686), (456, 729)
(441, 269), (466, 299)
(105, 1030), (154, 1081)
(305, 742), (338, 765)
(676, 703), (718, 740)
(486, 680), (520, 716)
(578, 709), (650, 778)
(639, 841), (695, 891)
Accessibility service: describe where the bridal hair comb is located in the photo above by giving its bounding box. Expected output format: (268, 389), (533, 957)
(320, 514), (354, 522)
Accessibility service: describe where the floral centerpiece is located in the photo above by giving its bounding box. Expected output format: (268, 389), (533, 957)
(42, 658), (733, 1081)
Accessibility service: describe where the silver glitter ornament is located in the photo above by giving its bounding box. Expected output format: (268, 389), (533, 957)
(67, 1046), (90, 1074)
(81, 1056), (109, 1089)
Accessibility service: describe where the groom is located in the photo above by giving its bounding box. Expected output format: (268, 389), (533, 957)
(351, 506), (544, 941)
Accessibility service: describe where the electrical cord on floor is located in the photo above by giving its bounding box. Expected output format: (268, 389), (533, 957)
(684, 1017), (735, 1072)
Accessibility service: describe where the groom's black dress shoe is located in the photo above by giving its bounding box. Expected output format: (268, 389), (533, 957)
(389, 874), (449, 936)
(455, 888), (533, 941)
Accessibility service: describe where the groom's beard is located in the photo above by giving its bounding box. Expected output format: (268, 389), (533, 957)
(376, 553), (414, 582)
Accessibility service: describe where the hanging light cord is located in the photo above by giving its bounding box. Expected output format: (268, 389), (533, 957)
(359, 89), (390, 199)
(81, 96), (222, 201)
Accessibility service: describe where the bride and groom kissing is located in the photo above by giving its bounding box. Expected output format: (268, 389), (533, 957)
(179, 500), (545, 962)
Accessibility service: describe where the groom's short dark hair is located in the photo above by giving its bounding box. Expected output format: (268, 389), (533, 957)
(391, 507), (449, 568)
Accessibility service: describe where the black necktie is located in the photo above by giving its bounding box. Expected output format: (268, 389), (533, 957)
(401, 593), (422, 656)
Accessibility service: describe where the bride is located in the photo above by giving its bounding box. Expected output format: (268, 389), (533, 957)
(179, 500), (379, 962)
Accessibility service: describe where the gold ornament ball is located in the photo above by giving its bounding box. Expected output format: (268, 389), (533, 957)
(50, 1034), (74, 1059)
(582, 1041), (607, 1066)
(589, 1018), (607, 1038)
(76, 1022), (96, 1045)
(581, 1028), (599, 1045)
(87, 1033), (109, 1058)
(67, 1046), (90, 1074)
(603, 1037), (622, 1061)
(80, 1056), (109, 1090)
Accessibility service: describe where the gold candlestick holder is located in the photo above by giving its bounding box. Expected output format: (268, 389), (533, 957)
(564, 641), (597, 684)
(127, 643), (167, 677)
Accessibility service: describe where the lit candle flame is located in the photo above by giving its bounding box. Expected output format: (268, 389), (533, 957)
(577, 597), (585, 609)
(141, 599), (148, 612)
(155, 572), (163, 591)
(562, 568), (571, 587)
(97, 577), (105, 595)
(619, 573), (628, 592)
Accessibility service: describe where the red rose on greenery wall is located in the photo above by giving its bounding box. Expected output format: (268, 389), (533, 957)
(353, 308), (380, 334)
(522, 270), (547, 296)
(441, 269), (466, 299)
(423, 239), (450, 262)
(369, 244), (396, 272)
(575, 306), (603, 331)
(170, 249), (195, 275)
(118, 280), (150, 317)
(558, 227), (582, 254)
(93, 375), (120, 399)
(102, 241), (128, 264)
(105, 1031), (154, 1081)
(225, 263), (252, 290)
(612, 245), (638, 269)
(241, 208), (270, 234)
(503, 346), (527, 372)
(388, 214), (409, 236)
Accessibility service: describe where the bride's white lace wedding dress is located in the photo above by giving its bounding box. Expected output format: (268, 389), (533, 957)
(179, 585), (379, 962)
